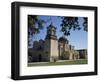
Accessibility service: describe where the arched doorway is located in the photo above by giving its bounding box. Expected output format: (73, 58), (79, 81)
(39, 54), (42, 62)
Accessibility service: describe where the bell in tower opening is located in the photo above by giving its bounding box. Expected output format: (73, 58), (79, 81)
(45, 23), (57, 40)
(45, 23), (59, 62)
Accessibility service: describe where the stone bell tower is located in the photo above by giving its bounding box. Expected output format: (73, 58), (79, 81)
(45, 23), (58, 62)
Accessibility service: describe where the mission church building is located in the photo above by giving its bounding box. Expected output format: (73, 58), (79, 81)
(28, 23), (87, 62)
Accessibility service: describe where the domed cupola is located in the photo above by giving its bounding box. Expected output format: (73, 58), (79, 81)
(58, 36), (69, 44)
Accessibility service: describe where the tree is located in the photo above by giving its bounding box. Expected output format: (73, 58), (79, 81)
(60, 17), (88, 36)
(28, 15), (45, 46)
(83, 17), (88, 31)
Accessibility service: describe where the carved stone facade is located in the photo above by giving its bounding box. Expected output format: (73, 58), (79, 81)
(28, 23), (87, 62)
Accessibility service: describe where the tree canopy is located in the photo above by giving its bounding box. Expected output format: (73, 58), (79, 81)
(28, 15), (88, 47)
(60, 17), (88, 36)
(28, 15), (45, 46)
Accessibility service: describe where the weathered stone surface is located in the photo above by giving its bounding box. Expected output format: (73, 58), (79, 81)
(28, 23), (87, 62)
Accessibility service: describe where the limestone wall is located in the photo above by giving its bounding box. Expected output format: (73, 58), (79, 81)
(50, 39), (59, 61)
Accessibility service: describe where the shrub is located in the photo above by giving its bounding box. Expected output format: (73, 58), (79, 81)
(61, 51), (70, 60)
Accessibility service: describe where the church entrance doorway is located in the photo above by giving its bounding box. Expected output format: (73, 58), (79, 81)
(39, 54), (42, 62)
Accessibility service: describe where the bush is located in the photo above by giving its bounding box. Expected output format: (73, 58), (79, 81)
(51, 56), (58, 62)
(61, 51), (70, 60)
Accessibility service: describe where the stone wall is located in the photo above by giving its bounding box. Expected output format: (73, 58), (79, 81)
(77, 49), (87, 59)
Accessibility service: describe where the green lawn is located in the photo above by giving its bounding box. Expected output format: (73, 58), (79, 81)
(28, 59), (87, 67)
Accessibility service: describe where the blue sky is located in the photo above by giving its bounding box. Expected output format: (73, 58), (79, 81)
(31, 15), (87, 49)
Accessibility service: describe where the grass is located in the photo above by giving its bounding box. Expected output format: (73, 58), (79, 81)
(28, 59), (88, 67)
